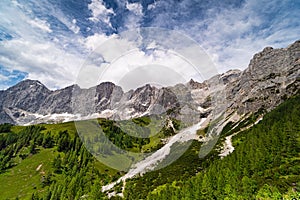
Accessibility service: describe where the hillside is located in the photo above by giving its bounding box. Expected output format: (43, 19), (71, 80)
(0, 40), (299, 127)
(0, 93), (299, 199)
(0, 41), (299, 200)
(131, 93), (300, 200)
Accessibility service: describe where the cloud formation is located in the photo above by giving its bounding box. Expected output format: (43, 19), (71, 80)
(180, 0), (299, 71)
(0, 0), (299, 90)
(0, 0), (86, 89)
(88, 0), (115, 26)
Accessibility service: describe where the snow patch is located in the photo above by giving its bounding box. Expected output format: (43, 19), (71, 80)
(36, 164), (42, 171)
(219, 115), (264, 158)
(102, 118), (207, 193)
(22, 112), (116, 125)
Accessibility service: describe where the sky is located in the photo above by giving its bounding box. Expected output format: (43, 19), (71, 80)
(0, 0), (299, 90)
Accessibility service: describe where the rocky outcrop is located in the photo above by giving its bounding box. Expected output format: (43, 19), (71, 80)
(0, 40), (299, 125)
(1, 80), (51, 113)
(39, 85), (77, 114)
(226, 40), (300, 117)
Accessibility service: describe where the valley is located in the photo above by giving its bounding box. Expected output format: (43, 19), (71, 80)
(0, 41), (299, 199)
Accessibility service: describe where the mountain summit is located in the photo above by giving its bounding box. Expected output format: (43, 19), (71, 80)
(0, 40), (299, 125)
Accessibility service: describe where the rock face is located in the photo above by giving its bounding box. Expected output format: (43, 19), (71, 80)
(2, 80), (51, 113)
(0, 40), (299, 125)
(39, 85), (76, 114)
(225, 40), (300, 117)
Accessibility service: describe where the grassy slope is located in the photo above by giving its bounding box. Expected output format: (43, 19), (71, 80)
(0, 121), (119, 200)
(0, 116), (174, 199)
(1, 94), (299, 199)
(143, 94), (300, 199)
(0, 148), (57, 199)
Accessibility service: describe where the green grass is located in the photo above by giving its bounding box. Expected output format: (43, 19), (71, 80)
(142, 135), (163, 152)
(196, 128), (206, 137)
(0, 148), (57, 200)
(93, 160), (118, 176)
(10, 121), (77, 137)
(41, 121), (120, 177)
(41, 121), (77, 136)
(0, 120), (121, 200)
(11, 125), (27, 133)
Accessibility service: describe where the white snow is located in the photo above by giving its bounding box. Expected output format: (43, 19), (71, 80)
(219, 133), (237, 158)
(254, 117), (263, 125)
(21, 111), (117, 125)
(36, 164), (42, 171)
(102, 118), (207, 192)
(219, 116), (264, 158)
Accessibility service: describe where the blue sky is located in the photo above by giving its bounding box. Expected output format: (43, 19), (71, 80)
(0, 0), (299, 89)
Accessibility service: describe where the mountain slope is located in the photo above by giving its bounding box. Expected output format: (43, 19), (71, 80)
(0, 40), (299, 126)
(0, 93), (299, 200)
(127, 94), (300, 199)
(0, 39), (299, 199)
(226, 40), (300, 115)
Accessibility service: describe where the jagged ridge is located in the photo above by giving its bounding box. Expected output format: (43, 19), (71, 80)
(0, 40), (299, 125)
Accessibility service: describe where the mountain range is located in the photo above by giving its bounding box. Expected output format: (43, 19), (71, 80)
(0, 40), (299, 128)
(0, 40), (299, 200)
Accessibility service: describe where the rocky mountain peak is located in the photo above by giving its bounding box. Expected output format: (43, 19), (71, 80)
(95, 82), (119, 98)
(262, 46), (273, 52)
(8, 79), (49, 91)
(248, 40), (300, 76)
(0, 40), (299, 125)
(227, 40), (300, 116)
(94, 82), (123, 109)
(187, 79), (205, 89)
(3, 79), (51, 113)
(219, 69), (242, 84)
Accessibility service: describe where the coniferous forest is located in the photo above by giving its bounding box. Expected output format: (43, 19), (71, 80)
(0, 94), (299, 199)
(1, 0), (299, 199)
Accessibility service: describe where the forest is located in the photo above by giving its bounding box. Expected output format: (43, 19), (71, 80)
(130, 94), (300, 199)
(0, 94), (299, 199)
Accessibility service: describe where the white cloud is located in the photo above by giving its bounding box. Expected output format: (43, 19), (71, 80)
(123, 1), (143, 30)
(214, 2), (296, 72)
(1, 0), (299, 91)
(51, 10), (80, 34)
(0, 74), (9, 81)
(0, 1), (84, 89)
(78, 30), (216, 90)
(147, 2), (157, 10)
(0, 38), (84, 89)
(198, 0), (300, 72)
(123, 15), (141, 30)
(81, 48), (199, 91)
(88, 0), (114, 26)
(147, 0), (299, 74)
(126, 2), (143, 16)
(27, 18), (52, 33)
(82, 33), (116, 51)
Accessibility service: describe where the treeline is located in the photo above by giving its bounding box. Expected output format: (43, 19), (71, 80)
(0, 123), (116, 200)
(0, 125), (49, 172)
(142, 94), (300, 199)
(0, 115), (182, 199)
(99, 118), (150, 151)
(97, 117), (179, 153)
(31, 131), (112, 200)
